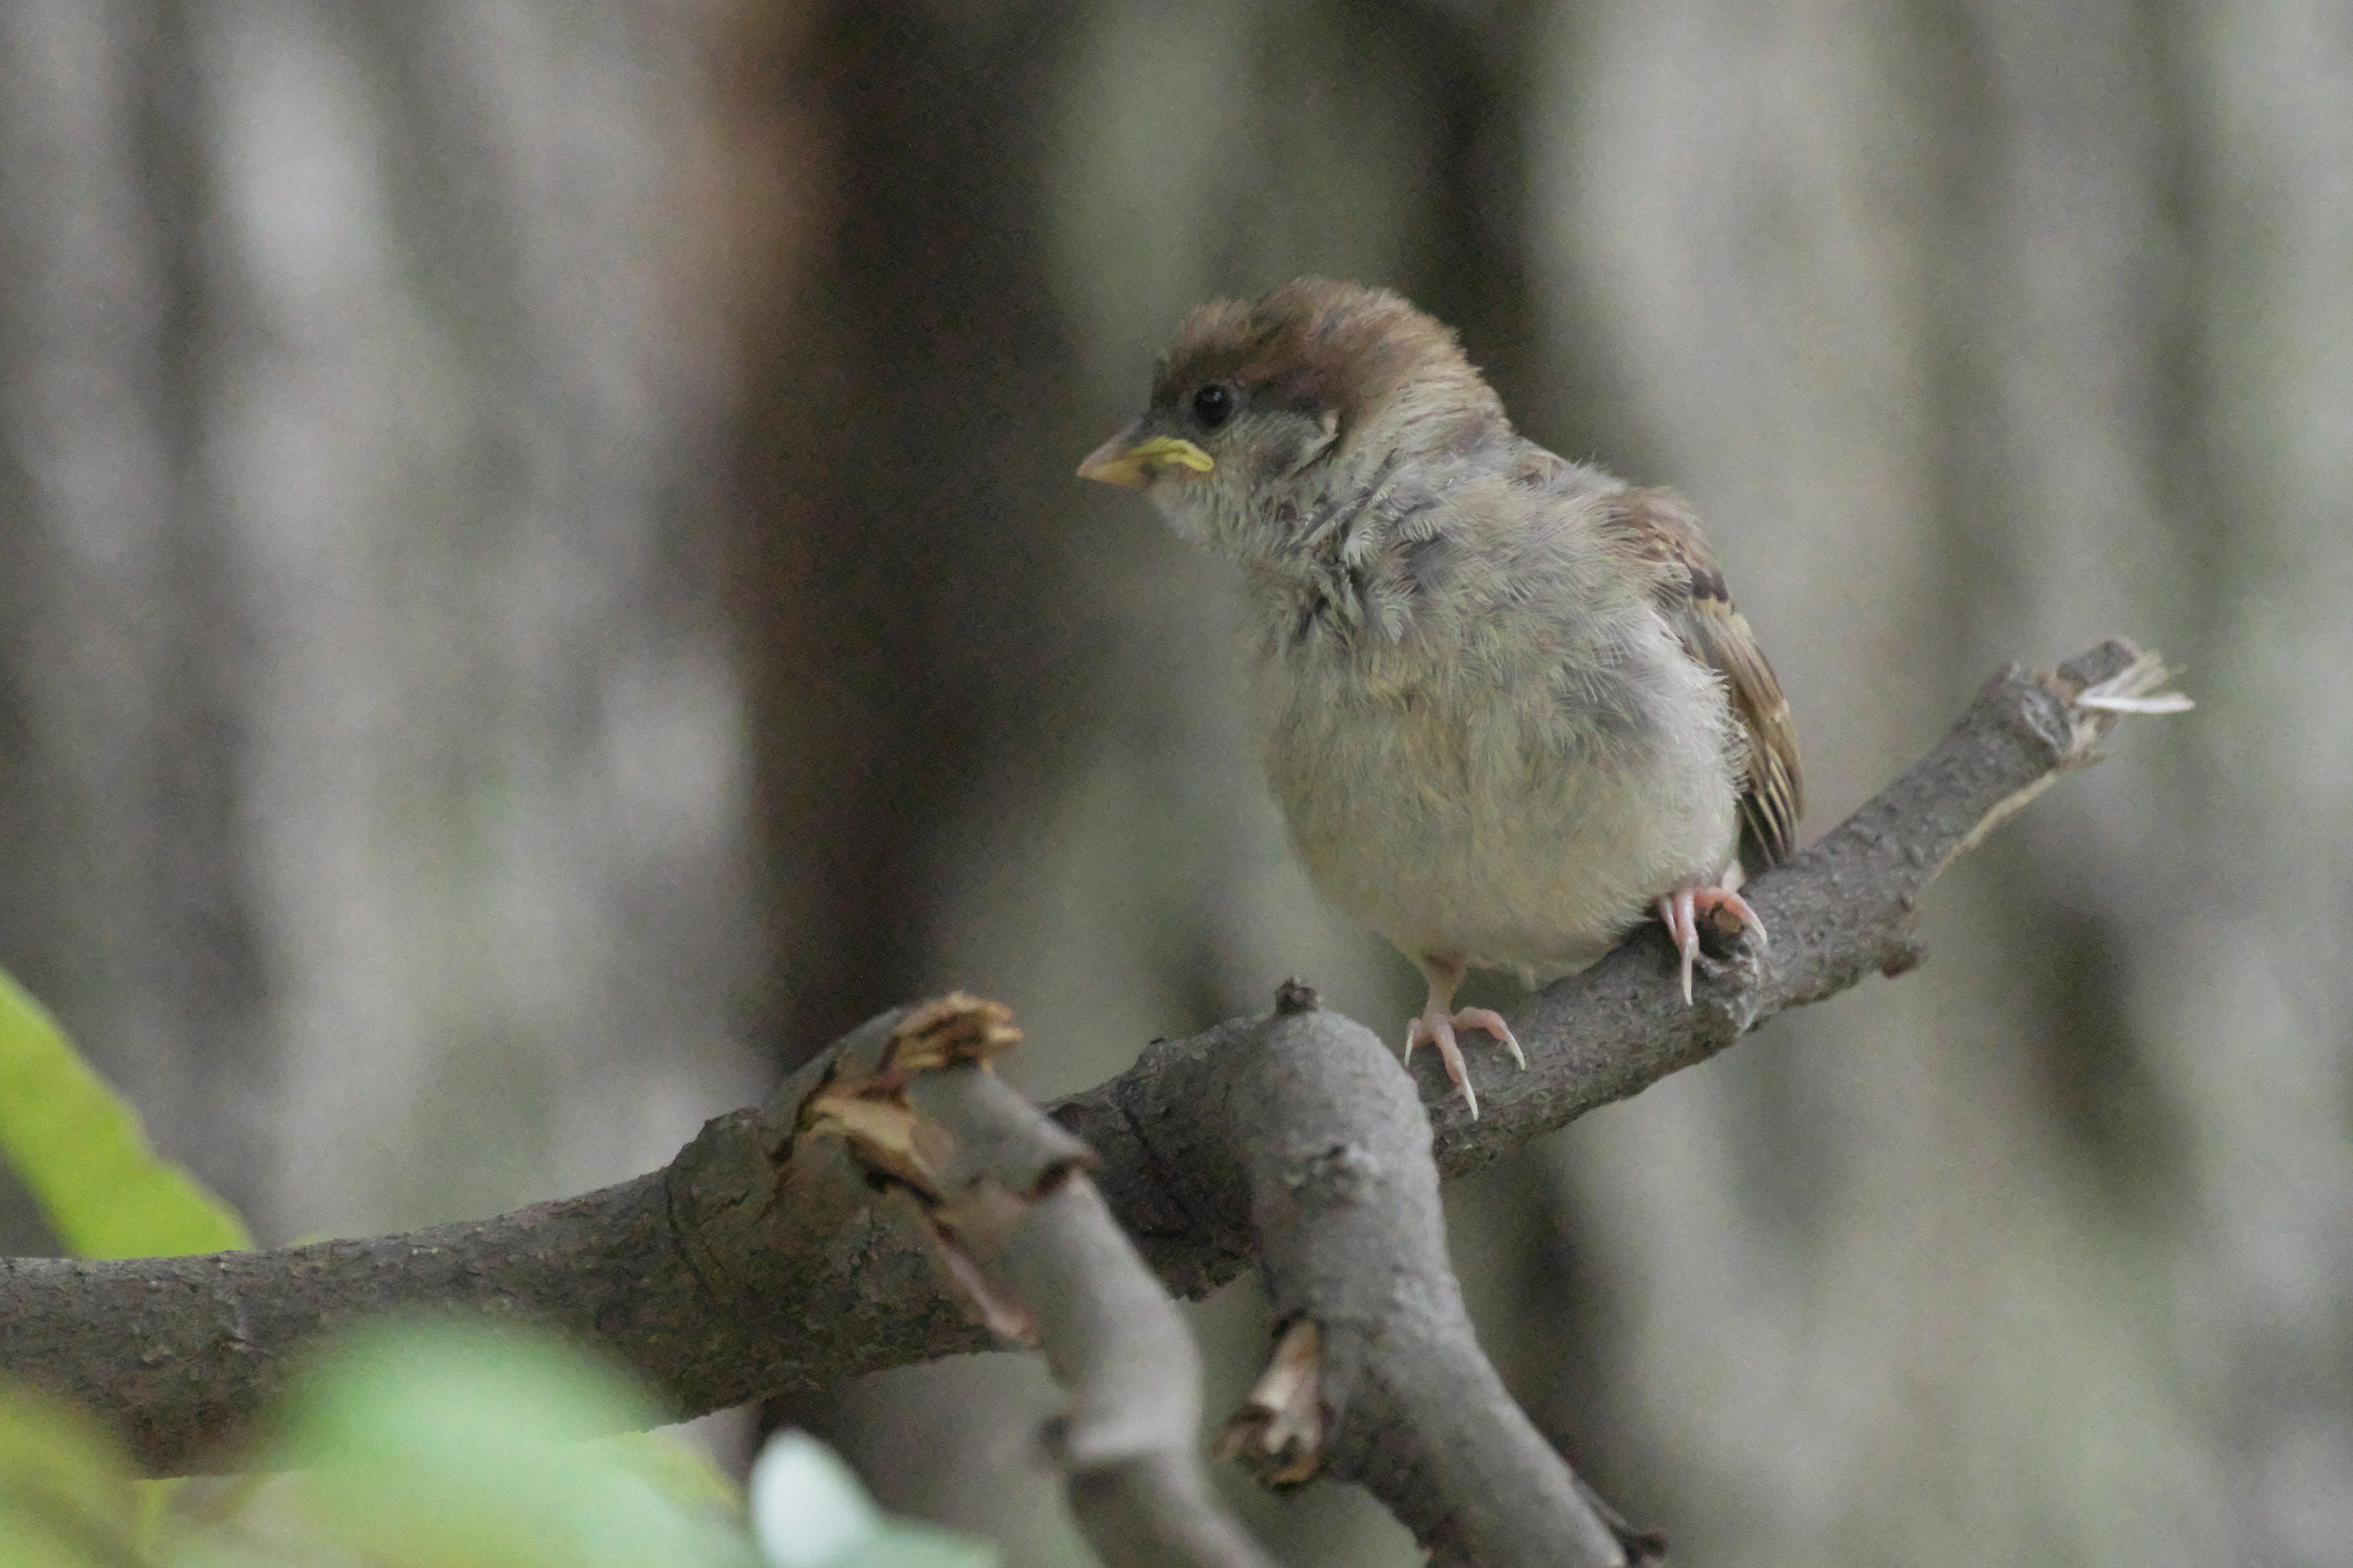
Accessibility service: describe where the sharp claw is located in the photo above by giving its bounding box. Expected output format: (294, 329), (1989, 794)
(1661, 881), (1776, 1004)
(1446, 1039), (1480, 1121)
(1660, 889), (1700, 1007)
(1718, 888), (1767, 950)
(1454, 1008), (1525, 1070)
(1404, 1008), (1494, 1118)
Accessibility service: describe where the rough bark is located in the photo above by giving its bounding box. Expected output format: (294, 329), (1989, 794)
(1215, 983), (1645, 1568)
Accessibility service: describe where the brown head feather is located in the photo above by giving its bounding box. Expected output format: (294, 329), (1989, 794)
(1151, 278), (1504, 440)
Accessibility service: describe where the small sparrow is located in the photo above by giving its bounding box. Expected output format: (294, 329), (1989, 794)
(1078, 279), (1801, 1116)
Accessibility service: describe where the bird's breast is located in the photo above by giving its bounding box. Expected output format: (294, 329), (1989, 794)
(1253, 629), (1738, 979)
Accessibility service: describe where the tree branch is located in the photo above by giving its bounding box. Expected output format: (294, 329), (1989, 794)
(801, 995), (1276, 1568)
(0, 640), (2180, 1477)
(1215, 981), (1646, 1568)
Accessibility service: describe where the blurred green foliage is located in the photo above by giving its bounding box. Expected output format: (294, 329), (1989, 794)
(0, 968), (995, 1568)
(0, 1381), (144, 1568)
(0, 1322), (996, 1568)
(0, 967), (249, 1259)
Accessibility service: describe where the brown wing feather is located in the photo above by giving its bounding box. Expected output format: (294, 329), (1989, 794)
(1603, 486), (1804, 870)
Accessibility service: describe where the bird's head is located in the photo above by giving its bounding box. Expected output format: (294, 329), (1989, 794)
(1077, 278), (1506, 564)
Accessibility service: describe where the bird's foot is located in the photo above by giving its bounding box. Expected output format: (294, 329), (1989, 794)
(1403, 1006), (1524, 1120)
(1656, 884), (1767, 1005)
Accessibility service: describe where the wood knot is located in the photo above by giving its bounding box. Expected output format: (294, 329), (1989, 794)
(1273, 977), (1321, 1015)
(1286, 1142), (1377, 1202)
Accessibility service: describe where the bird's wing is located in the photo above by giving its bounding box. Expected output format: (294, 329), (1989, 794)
(1600, 485), (1804, 869)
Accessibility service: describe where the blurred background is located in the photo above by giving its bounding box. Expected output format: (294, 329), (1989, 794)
(1, 1), (2346, 1564)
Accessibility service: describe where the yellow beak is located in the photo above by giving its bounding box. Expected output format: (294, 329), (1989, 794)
(1075, 426), (1215, 489)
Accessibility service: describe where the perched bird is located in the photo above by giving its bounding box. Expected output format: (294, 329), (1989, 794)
(1078, 279), (1801, 1116)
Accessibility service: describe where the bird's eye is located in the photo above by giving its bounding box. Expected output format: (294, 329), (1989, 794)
(1191, 383), (1236, 430)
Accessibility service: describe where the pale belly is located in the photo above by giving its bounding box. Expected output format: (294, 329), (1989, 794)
(1261, 656), (1738, 983)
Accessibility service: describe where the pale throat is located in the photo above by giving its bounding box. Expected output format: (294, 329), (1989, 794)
(1169, 405), (1495, 644)
(1233, 455), (1436, 650)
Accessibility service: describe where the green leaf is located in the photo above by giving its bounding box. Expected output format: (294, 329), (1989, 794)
(257, 1319), (756, 1568)
(0, 1377), (145, 1568)
(749, 1432), (997, 1568)
(0, 968), (250, 1259)
(594, 1428), (746, 1517)
(748, 1433), (880, 1567)
(131, 1324), (996, 1568)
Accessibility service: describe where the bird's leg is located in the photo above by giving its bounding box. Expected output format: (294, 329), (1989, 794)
(1403, 955), (1525, 1120)
(1656, 882), (1768, 1005)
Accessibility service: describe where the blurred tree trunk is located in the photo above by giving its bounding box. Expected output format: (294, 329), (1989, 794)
(735, 0), (1094, 1074)
(0, 1), (259, 1254)
(729, 1), (1116, 1553)
(0, 0), (765, 1252)
(1526, 2), (2352, 1564)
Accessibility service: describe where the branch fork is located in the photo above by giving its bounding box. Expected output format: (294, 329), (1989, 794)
(802, 993), (1273, 1568)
